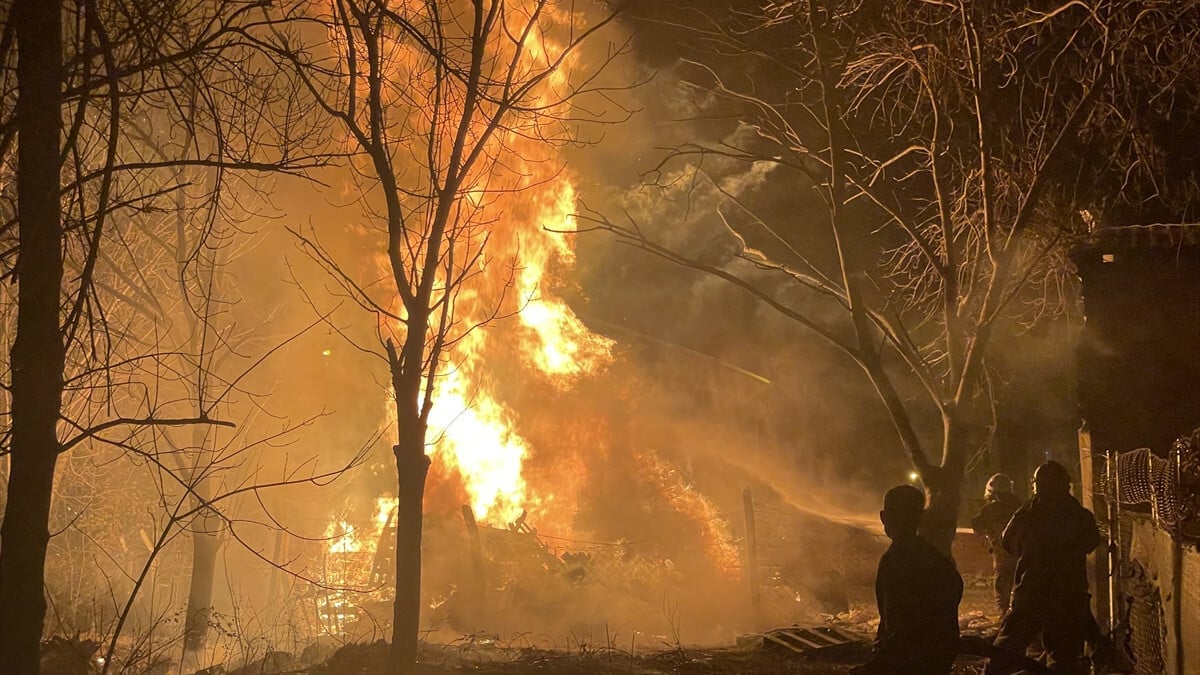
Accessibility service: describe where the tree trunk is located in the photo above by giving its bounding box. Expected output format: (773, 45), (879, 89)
(389, 430), (430, 674)
(386, 324), (433, 674)
(922, 416), (969, 557)
(182, 426), (222, 667)
(0, 1), (65, 672)
(923, 473), (963, 557)
(181, 525), (221, 662)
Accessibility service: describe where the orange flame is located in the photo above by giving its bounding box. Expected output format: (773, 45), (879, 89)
(350, 5), (613, 528)
(514, 182), (614, 380)
(425, 174), (612, 526)
(322, 1), (739, 583)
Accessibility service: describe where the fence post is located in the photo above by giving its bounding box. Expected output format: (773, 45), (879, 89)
(1078, 425), (1111, 632)
(461, 504), (486, 625)
(267, 529), (286, 605)
(743, 487), (760, 610)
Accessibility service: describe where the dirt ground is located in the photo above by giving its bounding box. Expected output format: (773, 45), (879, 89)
(292, 583), (1002, 675)
(302, 640), (990, 675)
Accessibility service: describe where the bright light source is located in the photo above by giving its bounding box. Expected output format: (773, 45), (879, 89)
(908, 471), (920, 482)
(322, 348), (332, 357)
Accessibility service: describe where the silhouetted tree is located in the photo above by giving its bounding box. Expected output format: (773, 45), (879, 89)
(1, 3), (67, 673)
(585, 0), (1200, 552)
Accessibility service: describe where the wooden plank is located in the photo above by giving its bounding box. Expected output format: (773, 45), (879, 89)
(776, 630), (825, 650)
(462, 504), (486, 623)
(760, 632), (806, 654)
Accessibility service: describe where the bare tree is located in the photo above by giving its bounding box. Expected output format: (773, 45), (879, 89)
(0, 0), (327, 670)
(263, 0), (625, 669)
(582, 0), (1200, 551)
(93, 422), (367, 675)
(118, 109), (299, 667)
(1, 3), (67, 671)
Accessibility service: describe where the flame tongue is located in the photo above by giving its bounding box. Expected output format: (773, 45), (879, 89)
(427, 359), (533, 525)
(514, 182), (614, 381)
(325, 520), (362, 554)
(427, 180), (613, 527)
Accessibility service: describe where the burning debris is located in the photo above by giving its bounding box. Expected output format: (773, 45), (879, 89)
(314, 498), (740, 643)
(305, 476), (918, 656)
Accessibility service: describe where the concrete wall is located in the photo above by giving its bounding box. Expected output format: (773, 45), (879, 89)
(1122, 515), (1200, 674)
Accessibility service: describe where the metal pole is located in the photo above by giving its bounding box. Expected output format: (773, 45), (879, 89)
(1172, 445), (1184, 674)
(1106, 447), (1119, 630)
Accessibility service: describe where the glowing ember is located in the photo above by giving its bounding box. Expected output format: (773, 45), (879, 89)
(636, 448), (743, 577)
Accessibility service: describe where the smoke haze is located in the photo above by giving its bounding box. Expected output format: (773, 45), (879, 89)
(26, 1), (1078, 663)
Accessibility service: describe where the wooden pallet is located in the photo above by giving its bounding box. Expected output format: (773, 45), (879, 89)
(753, 625), (867, 654)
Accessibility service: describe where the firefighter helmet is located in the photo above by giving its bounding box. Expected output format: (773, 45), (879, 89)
(984, 473), (1014, 499)
(1032, 460), (1072, 496)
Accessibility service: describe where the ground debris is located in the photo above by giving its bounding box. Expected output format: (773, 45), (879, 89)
(958, 610), (999, 636)
(323, 640), (391, 674)
(173, 636), (998, 675)
(39, 636), (101, 675)
(301, 640), (885, 675)
(229, 651), (298, 675)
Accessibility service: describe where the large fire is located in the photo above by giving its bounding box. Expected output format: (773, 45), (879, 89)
(337, 1), (618, 533)
(319, 1), (740, 621)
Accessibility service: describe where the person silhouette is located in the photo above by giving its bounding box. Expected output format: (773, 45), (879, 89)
(985, 461), (1101, 675)
(852, 484), (963, 675)
(972, 473), (1021, 616)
